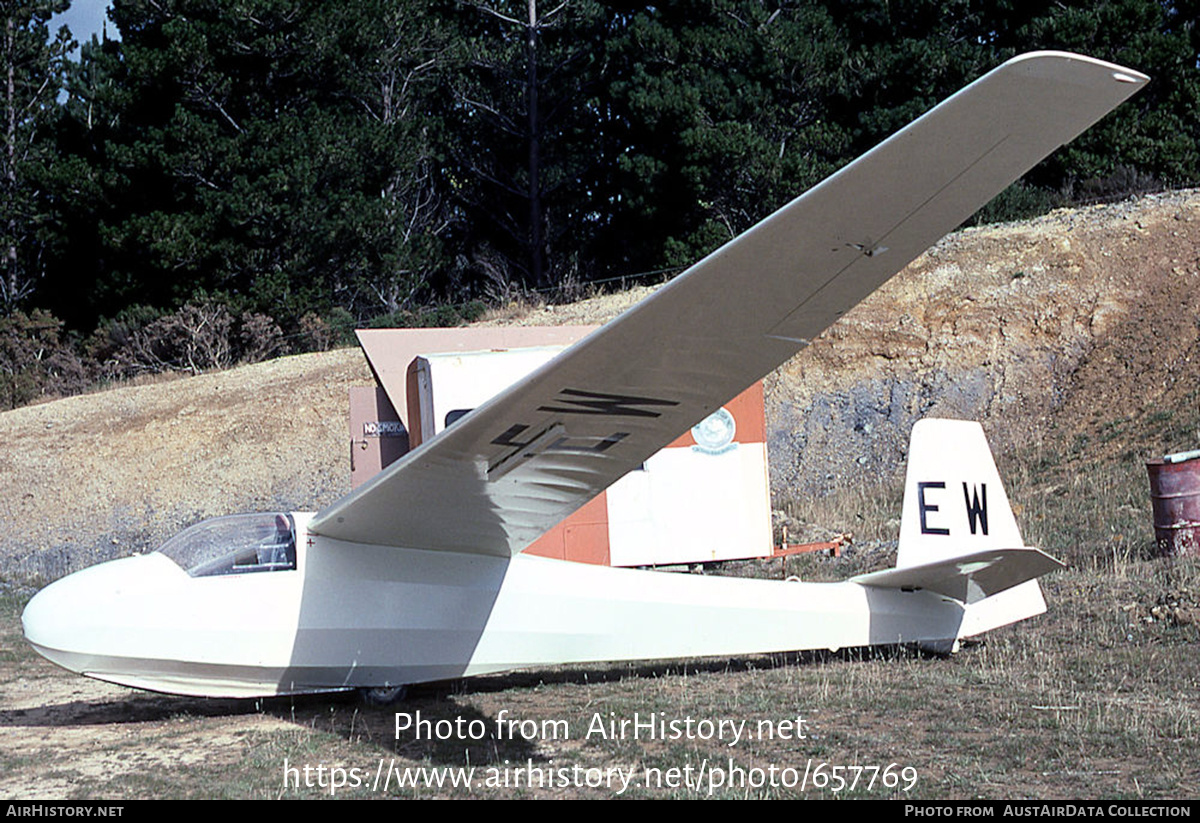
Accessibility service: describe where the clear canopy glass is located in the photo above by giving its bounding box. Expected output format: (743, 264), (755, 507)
(156, 513), (296, 577)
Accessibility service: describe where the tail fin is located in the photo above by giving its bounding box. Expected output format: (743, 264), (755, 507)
(897, 418), (1022, 569)
(855, 419), (1061, 636)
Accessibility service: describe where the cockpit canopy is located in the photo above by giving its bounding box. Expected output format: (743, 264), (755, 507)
(157, 513), (297, 577)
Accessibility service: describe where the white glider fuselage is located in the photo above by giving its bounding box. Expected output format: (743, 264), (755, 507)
(24, 517), (968, 698)
(21, 52), (1145, 700)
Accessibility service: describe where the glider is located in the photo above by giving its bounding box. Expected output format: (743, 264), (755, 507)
(22, 52), (1146, 699)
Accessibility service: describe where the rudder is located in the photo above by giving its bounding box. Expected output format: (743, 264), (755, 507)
(897, 418), (1022, 569)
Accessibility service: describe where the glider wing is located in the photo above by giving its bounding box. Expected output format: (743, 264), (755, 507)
(308, 52), (1147, 557)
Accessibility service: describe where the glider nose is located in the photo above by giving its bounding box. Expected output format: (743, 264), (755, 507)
(23, 570), (89, 672)
(22, 556), (146, 673)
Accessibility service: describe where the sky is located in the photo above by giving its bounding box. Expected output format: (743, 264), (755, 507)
(49, 0), (116, 47)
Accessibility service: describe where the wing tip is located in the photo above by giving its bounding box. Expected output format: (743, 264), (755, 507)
(1004, 50), (1150, 87)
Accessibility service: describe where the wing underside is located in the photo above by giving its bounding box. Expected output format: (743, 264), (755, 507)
(308, 52), (1147, 557)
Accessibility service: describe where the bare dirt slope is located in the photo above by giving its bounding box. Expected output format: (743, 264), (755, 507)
(0, 349), (372, 582)
(767, 189), (1200, 495)
(2, 191), (1199, 583)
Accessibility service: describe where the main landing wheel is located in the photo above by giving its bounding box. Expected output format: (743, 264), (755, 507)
(360, 684), (409, 706)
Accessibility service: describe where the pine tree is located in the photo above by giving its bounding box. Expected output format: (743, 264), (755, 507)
(64, 0), (455, 326)
(0, 0), (72, 312)
(602, 1), (852, 273)
(446, 0), (611, 293)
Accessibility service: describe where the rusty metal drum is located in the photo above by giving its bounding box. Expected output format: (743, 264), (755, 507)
(1146, 451), (1200, 556)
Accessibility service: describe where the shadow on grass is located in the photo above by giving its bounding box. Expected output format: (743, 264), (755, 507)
(1, 643), (935, 734)
(0, 692), (259, 728)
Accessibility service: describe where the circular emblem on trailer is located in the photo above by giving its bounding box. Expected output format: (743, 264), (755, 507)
(691, 407), (736, 455)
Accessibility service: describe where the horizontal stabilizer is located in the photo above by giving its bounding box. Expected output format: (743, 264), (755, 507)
(852, 547), (1064, 604)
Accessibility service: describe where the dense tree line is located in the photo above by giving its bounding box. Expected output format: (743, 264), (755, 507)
(1, 0), (1198, 406)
